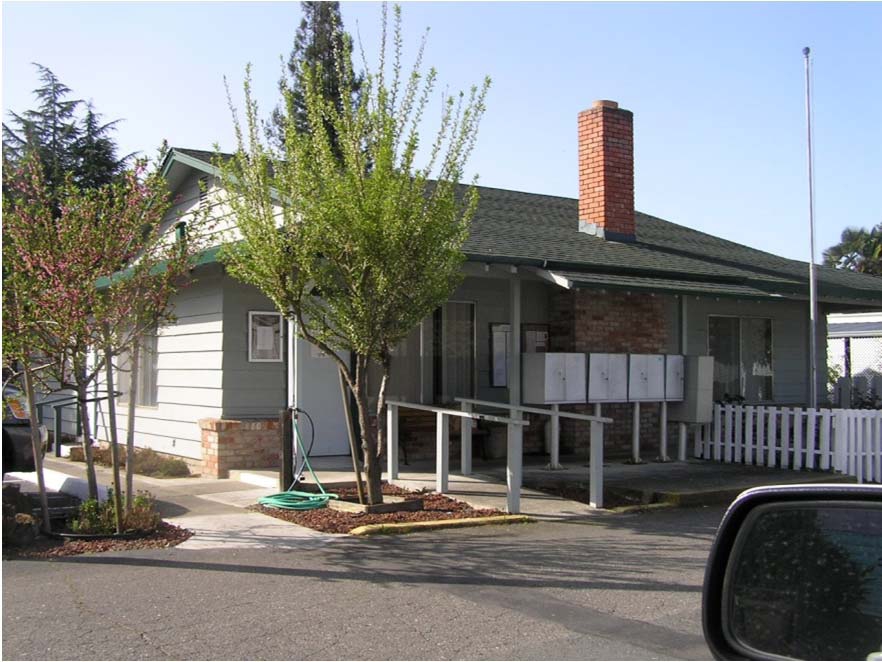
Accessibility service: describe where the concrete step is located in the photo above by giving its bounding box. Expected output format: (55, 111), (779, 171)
(228, 469), (279, 490)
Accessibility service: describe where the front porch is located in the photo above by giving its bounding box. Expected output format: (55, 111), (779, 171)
(254, 452), (855, 520)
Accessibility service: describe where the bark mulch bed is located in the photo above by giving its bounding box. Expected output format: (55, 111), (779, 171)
(4, 522), (193, 559)
(251, 484), (503, 534)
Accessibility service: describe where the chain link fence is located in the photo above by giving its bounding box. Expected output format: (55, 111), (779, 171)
(828, 335), (882, 408)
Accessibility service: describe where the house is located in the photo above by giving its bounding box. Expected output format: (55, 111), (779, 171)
(49, 100), (882, 477)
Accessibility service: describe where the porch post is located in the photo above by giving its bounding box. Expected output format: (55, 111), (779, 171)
(548, 404), (561, 469)
(589, 420), (604, 508)
(658, 401), (669, 462)
(436, 411), (449, 493)
(678, 422), (687, 461)
(631, 401), (642, 463)
(507, 274), (523, 513)
(461, 401), (473, 476)
(387, 403), (399, 480)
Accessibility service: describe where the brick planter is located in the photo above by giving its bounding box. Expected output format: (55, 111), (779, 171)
(198, 418), (280, 478)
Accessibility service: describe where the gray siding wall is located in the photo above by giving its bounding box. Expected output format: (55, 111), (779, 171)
(683, 296), (825, 405)
(93, 267), (225, 460)
(221, 277), (286, 418)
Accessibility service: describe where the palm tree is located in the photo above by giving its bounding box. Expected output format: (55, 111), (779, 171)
(823, 224), (882, 276)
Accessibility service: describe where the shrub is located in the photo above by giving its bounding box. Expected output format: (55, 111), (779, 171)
(70, 489), (161, 535)
(67, 445), (190, 478)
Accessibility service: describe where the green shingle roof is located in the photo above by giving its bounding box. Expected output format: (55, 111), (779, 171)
(171, 148), (882, 307)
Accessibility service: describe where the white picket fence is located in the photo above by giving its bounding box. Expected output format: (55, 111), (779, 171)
(696, 404), (882, 484)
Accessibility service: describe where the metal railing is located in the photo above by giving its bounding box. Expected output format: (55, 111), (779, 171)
(456, 398), (612, 508)
(385, 399), (529, 513)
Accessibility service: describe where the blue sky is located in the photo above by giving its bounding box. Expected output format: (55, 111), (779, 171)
(3, 1), (880, 262)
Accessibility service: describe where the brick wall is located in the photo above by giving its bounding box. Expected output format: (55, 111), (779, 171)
(551, 288), (670, 457)
(199, 418), (280, 478)
(578, 100), (635, 240)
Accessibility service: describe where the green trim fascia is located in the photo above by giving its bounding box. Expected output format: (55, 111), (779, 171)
(95, 244), (223, 290)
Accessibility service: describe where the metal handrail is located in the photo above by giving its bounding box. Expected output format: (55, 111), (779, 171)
(386, 399), (528, 426)
(454, 397), (613, 424)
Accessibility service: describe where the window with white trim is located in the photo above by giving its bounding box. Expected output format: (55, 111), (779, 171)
(249, 311), (283, 362)
(118, 329), (159, 407)
(708, 316), (773, 402)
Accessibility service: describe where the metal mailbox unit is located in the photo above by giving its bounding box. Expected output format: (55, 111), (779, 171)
(522, 353), (587, 405)
(664, 354), (685, 402)
(588, 353), (628, 403)
(628, 354), (666, 402)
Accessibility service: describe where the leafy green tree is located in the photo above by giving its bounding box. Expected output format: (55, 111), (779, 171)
(823, 224), (882, 276)
(269, 1), (361, 159)
(221, 4), (490, 504)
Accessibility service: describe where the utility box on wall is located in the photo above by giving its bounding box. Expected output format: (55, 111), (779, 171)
(665, 355), (685, 402)
(668, 355), (715, 423)
(522, 353), (587, 404)
(588, 353), (628, 403)
(628, 354), (666, 402)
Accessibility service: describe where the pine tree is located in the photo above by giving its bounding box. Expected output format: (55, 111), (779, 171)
(2, 64), (130, 197)
(73, 103), (129, 190)
(269, 1), (361, 158)
(3, 64), (81, 193)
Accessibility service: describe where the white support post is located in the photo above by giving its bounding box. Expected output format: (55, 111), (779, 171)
(781, 409), (792, 469)
(658, 401), (669, 462)
(631, 402), (642, 463)
(767, 407), (778, 468)
(793, 409), (804, 471)
(734, 405), (743, 464)
(745, 406), (755, 465)
(805, 408), (817, 470)
(678, 422), (687, 462)
(436, 411), (449, 493)
(460, 401), (473, 476)
(873, 418), (882, 483)
(387, 403), (399, 480)
(506, 418), (523, 514)
(713, 405), (723, 460)
(507, 275), (522, 513)
(724, 404), (734, 463)
(756, 407), (766, 466)
(820, 409), (832, 471)
(549, 404), (561, 469)
(589, 420), (604, 508)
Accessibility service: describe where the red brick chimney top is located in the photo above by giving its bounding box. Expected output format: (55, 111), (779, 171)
(578, 100), (636, 242)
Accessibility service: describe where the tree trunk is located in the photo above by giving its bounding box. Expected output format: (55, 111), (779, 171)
(76, 382), (99, 501)
(354, 355), (383, 504)
(125, 340), (139, 514)
(22, 368), (51, 533)
(338, 367), (365, 504)
(103, 342), (124, 534)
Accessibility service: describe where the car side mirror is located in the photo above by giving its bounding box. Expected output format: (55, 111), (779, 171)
(702, 484), (882, 661)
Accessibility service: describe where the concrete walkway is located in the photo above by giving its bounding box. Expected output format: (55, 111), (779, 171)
(28, 457), (345, 549)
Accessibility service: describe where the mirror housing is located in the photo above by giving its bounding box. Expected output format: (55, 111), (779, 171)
(702, 484), (882, 661)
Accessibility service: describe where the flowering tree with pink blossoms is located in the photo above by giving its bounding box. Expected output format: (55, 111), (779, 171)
(3, 154), (207, 530)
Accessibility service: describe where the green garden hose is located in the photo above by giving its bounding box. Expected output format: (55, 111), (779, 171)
(258, 412), (337, 511)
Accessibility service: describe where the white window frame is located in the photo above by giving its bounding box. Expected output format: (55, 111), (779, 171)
(248, 311), (284, 363)
(707, 314), (775, 402)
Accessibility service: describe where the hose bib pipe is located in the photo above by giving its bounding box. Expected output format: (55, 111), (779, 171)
(258, 408), (337, 511)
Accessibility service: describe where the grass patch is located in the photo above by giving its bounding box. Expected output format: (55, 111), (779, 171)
(68, 446), (190, 478)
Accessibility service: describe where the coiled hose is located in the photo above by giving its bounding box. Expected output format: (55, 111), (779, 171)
(258, 410), (337, 510)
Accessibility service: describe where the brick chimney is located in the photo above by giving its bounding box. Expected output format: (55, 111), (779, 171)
(578, 100), (636, 241)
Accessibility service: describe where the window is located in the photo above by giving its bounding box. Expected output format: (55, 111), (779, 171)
(249, 311), (283, 362)
(118, 330), (159, 407)
(708, 316), (773, 402)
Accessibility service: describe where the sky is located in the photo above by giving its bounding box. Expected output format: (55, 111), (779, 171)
(2, 1), (880, 263)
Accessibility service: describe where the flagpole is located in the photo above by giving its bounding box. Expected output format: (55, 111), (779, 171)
(804, 46), (819, 409)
